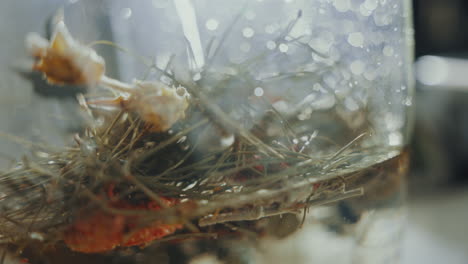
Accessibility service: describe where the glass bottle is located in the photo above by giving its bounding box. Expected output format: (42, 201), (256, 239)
(0, 0), (413, 263)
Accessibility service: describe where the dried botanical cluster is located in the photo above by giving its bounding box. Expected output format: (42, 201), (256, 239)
(26, 20), (189, 133)
(26, 21), (105, 86)
(0, 16), (379, 261)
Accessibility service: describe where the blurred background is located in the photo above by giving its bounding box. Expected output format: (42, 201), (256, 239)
(0, 0), (467, 263)
(405, 0), (468, 263)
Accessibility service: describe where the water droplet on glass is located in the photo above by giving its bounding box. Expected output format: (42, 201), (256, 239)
(364, 0), (378, 10)
(309, 32), (334, 54)
(405, 97), (412, 106)
(242, 27), (255, 38)
(266, 41), (277, 50)
(348, 32), (364, 47)
(206, 19), (219, 31)
(374, 12), (392, 26)
(279, 43), (289, 53)
(360, 4), (373, 16)
(120, 8), (132, 19)
(254, 87), (264, 97)
(333, 0), (350, 12)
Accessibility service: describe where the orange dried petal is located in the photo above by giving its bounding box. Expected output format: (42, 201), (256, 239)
(28, 21), (105, 85)
(63, 196), (182, 253)
(122, 222), (183, 247)
(64, 210), (125, 253)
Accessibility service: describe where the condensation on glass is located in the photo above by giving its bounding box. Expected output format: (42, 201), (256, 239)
(0, 0), (413, 263)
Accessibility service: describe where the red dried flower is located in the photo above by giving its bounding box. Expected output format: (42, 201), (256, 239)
(63, 191), (182, 253)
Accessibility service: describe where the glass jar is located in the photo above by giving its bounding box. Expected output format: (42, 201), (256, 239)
(0, 0), (413, 263)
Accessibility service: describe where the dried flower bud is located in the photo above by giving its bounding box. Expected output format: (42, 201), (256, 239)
(26, 21), (105, 85)
(125, 80), (189, 132)
(25, 32), (49, 57)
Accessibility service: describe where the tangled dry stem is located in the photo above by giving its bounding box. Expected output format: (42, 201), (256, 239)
(0, 13), (391, 253)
